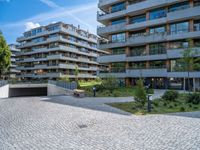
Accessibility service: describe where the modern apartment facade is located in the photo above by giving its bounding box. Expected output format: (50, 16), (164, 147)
(17, 22), (107, 80)
(7, 44), (20, 78)
(97, 0), (200, 90)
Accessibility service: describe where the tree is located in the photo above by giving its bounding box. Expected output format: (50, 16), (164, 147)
(74, 65), (79, 82)
(134, 79), (147, 108)
(0, 31), (11, 79)
(101, 76), (118, 93)
(174, 40), (200, 92)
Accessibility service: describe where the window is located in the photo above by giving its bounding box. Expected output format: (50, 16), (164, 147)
(111, 33), (126, 43)
(111, 18), (126, 25)
(149, 43), (166, 55)
(130, 30), (146, 37)
(194, 39), (200, 47)
(129, 62), (146, 69)
(194, 0), (200, 6)
(150, 26), (166, 34)
(49, 34), (58, 38)
(169, 41), (189, 49)
(111, 48), (125, 55)
(170, 22), (189, 34)
(32, 37), (45, 43)
(149, 61), (166, 69)
(130, 46), (146, 56)
(150, 8), (167, 20)
(111, 63), (125, 73)
(111, 2), (126, 13)
(47, 25), (60, 31)
(130, 14), (146, 24)
(194, 20), (200, 31)
(169, 1), (189, 12)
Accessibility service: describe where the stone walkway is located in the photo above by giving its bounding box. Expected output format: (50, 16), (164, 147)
(0, 96), (200, 150)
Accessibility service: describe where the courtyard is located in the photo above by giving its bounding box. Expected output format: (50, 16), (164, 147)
(0, 96), (200, 150)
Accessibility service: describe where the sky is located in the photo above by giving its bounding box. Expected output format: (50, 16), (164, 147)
(0, 0), (100, 44)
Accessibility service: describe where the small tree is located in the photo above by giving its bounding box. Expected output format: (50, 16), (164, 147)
(134, 79), (147, 108)
(75, 65), (79, 82)
(0, 31), (11, 79)
(101, 76), (118, 93)
(175, 40), (200, 92)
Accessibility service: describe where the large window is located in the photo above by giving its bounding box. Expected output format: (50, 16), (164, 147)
(130, 30), (146, 37)
(170, 22), (189, 34)
(149, 61), (166, 69)
(111, 63), (126, 73)
(111, 2), (126, 13)
(129, 62), (146, 69)
(194, 20), (200, 31)
(169, 1), (189, 12)
(169, 41), (189, 49)
(194, 0), (200, 7)
(149, 43), (166, 55)
(150, 8), (167, 20)
(150, 26), (166, 34)
(111, 33), (126, 43)
(129, 46), (146, 56)
(111, 18), (126, 25)
(130, 14), (146, 24)
(111, 48), (125, 55)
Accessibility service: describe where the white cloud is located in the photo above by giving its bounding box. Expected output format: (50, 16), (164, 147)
(2, 2), (98, 33)
(39, 0), (60, 9)
(25, 22), (40, 31)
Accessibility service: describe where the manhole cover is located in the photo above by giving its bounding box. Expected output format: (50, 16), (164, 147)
(78, 124), (88, 129)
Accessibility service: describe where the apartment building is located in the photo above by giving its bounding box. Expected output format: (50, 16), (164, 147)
(97, 0), (200, 90)
(16, 22), (107, 80)
(7, 44), (20, 78)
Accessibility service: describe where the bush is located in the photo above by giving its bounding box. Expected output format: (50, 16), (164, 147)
(186, 93), (200, 105)
(58, 75), (70, 82)
(101, 76), (118, 93)
(180, 107), (185, 112)
(162, 90), (179, 101)
(153, 100), (159, 107)
(134, 79), (147, 108)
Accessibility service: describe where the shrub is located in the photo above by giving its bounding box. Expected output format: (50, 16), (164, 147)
(101, 76), (118, 93)
(58, 75), (70, 82)
(180, 107), (185, 112)
(113, 90), (121, 97)
(153, 101), (159, 107)
(162, 90), (179, 101)
(134, 79), (147, 108)
(186, 93), (200, 105)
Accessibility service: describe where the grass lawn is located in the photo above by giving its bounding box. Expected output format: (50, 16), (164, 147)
(108, 94), (200, 115)
(81, 86), (137, 97)
(79, 80), (154, 97)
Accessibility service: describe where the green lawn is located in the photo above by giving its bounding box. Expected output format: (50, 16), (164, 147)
(79, 80), (154, 97)
(108, 94), (200, 115)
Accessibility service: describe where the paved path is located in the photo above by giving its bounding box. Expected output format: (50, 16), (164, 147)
(0, 96), (200, 150)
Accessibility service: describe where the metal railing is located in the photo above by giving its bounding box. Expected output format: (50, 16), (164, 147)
(48, 80), (77, 90)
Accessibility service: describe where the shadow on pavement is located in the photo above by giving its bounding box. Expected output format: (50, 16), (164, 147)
(41, 96), (133, 116)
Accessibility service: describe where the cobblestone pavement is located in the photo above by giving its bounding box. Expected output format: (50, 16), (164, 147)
(0, 96), (200, 150)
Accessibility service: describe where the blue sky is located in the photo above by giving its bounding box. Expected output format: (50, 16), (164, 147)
(0, 0), (99, 44)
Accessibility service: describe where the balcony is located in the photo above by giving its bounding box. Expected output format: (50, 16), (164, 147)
(98, 5), (200, 35)
(168, 71), (200, 78)
(98, 30), (200, 49)
(98, 0), (119, 8)
(126, 68), (167, 77)
(97, 54), (126, 63)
